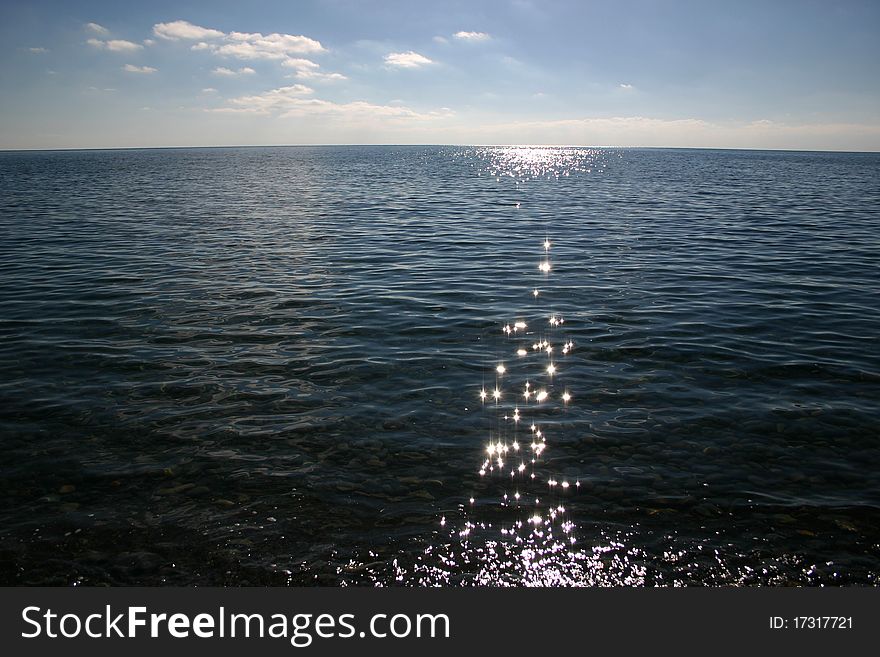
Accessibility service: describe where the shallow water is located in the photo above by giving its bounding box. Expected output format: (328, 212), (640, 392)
(0, 145), (878, 585)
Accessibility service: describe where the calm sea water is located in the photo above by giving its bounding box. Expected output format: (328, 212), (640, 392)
(0, 146), (878, 586)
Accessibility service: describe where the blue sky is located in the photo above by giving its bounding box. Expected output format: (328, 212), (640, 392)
(1, 0), (878, 150)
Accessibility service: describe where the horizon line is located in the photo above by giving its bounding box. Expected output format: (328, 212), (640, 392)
(2, 144), (878, 155)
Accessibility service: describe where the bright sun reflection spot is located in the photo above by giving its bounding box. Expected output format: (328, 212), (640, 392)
(480, 389), (487, 402)
(517, 348), (527, 356)
(539, 261), (551, 273)
(547, 363), (556, 376)
(496, 364), (506, 375)
(536, 390), (548, 402)
(493, 388), (501, 401)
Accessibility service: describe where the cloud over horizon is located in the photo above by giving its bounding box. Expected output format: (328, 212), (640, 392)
(210, 84), (454, 125)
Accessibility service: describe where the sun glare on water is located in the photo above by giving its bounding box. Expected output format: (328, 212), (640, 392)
(436, 206), (596, 583)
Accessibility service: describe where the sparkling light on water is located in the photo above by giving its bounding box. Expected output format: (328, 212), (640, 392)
(331, 147), (662, 587)
(447, 222), (587, 583)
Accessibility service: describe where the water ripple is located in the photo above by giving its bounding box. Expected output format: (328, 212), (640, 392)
(0, 146), (878, 585)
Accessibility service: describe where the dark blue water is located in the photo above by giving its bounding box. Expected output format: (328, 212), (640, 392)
(0, 146), (878, 585)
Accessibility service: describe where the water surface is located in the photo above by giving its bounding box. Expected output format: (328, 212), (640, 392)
(0, 146), (878, 585)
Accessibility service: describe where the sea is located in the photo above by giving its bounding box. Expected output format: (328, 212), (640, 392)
(0, 145), (878, 585)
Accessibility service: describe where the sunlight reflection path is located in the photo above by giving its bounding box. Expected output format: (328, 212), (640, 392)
(427, 148), (626, 585)
(463, 233), (580, 549)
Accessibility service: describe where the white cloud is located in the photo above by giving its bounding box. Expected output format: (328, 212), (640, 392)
(106, 39), (142, 52)
(143, 39), (155, 47)
(277, 99), (452, 121)
(619, 83), (634, 90)
(28, 47), (48, 54)
(295, 71), (347, 82)
(281, 57), (346, 81)
(85, 22), (109, 35)
(212, 66), (255, 76)
(384, 51), (433, 68)
(88, 38), (143, 52)
(122, 64), (158, 75)
(433, 36), (449, 45)
(153, 20), (224, 41)
(453, 31), (491, 42)
(123, 64), (157, 74)
(281, 58), (320, 73)
(153, 20), (325, 59)
(202, 87), (218, 93)
(209, 84), (314, 114)
(212, 31), (326, 59)
(151, 20), (336, 81)
(209, 84), (453, 123)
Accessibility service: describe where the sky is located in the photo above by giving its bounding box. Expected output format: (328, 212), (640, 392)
(1, 0), (879, 150)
